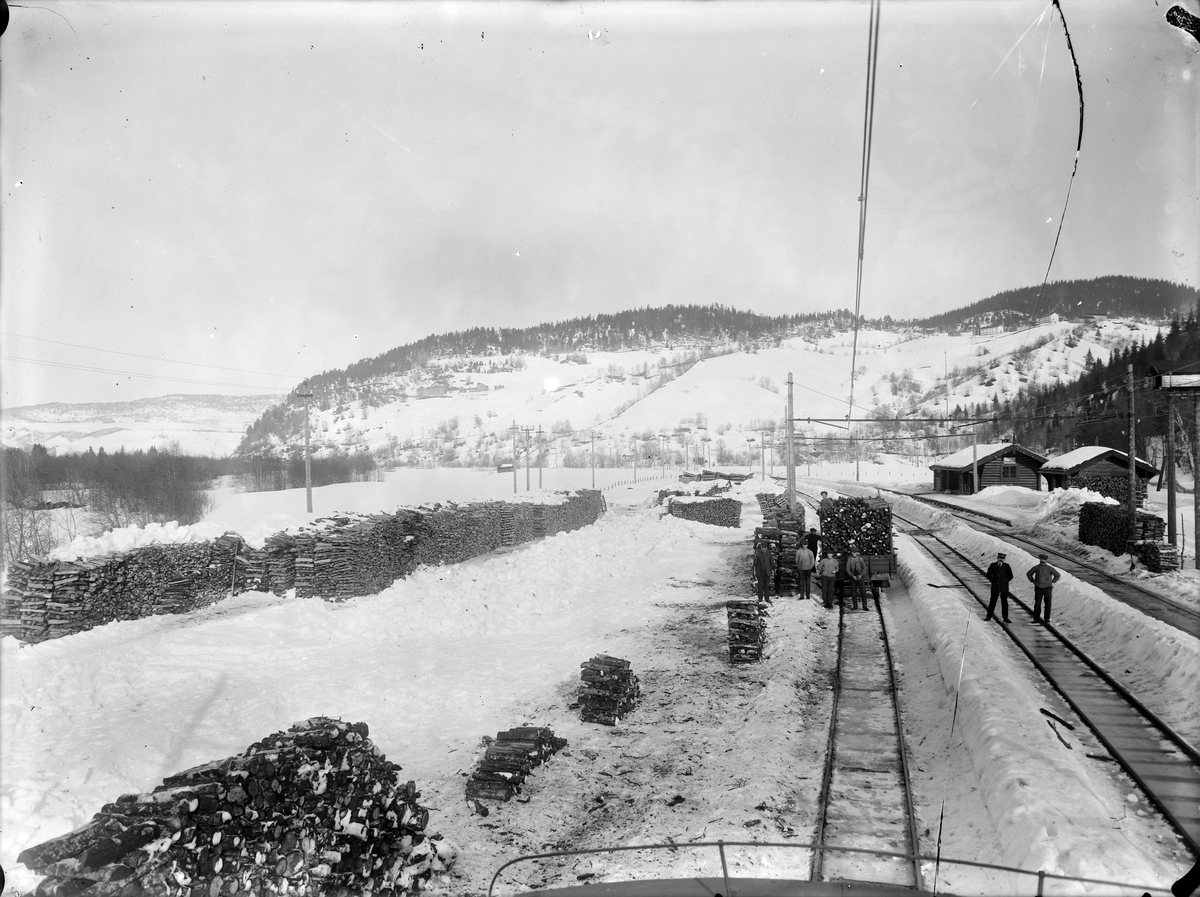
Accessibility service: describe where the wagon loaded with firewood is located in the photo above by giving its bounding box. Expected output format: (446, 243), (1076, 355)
(818, 496), (896, 599)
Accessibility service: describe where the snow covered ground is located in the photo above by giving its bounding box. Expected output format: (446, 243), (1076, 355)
(2, 468), (1195, 895)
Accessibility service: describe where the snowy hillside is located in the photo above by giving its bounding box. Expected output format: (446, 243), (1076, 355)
(249, 318), (1161, 467)
(1, 394), (284, 457)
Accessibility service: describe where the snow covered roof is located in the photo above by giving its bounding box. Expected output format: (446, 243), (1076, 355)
(1041, 446), (1157, 476)
(929, 442), (1047, 471)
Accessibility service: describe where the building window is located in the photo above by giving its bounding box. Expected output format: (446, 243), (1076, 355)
(1001, 458), (1018, 480)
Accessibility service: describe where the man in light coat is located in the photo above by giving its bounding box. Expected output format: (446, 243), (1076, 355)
(845, 545), (870, 611)
(817, 550), (840, 609)
(795, 543), (816, 600)
(1026, 553), (1061, 623)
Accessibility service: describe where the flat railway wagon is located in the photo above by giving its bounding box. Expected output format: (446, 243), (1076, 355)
(819, 496), (897, 598)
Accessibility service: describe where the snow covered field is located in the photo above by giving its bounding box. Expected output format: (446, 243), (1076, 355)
(2, 467), (1196, 895)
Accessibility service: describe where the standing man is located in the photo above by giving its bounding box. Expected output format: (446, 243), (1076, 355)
(817, 550), (840, 609)
(1026, 553), (1061, 623)
(984, 551), (1014, 622)
(753, 541), (776, 603)
(819, 491), (835, 512)
(845, 545), (870, 611)
(795, 541), (816, 600)
(804, 526), (821, 555)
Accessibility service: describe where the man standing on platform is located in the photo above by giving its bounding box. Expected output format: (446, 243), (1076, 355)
(817, 550), (839, 609)
(795, 541), (816, 600)
(845, 545), (870, 611)
(1026, 553), (1061, 623)
(753, 541), (776, 603)
(819, 491), (834, 513)
(984, 551), (1014, 622)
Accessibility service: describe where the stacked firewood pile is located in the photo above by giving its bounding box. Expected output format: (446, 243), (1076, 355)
(1080, 502), (1167, 556)
(817, 497), (891, 555)
(2, 491), (605, 644)
(727, 599), (766, 664)
(667, 497), (741, 527)
(17, 717), (457, 896)
(577, 655), (640, 725)
(464, 727), (568, 802)
(1130, 540), (1181, 573)
(1067, 475), (1149, 505)
(754, 520), (804, 595)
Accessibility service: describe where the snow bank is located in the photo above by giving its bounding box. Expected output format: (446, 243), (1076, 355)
(897, 542), (1160, 883)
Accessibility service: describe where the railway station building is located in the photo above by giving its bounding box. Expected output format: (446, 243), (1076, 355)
(929, 442), (1047, 494)
(1039, 446), (1159, 503)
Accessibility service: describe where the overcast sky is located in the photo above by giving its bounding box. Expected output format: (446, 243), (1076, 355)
(1, 0), (1196, 408)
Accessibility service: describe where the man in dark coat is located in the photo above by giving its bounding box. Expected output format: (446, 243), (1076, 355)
(753, 541), (776, 602)
(803, 527), (821, 555)
(1026, 553), (1062, 623)
(984, 551), (1014, 622)
(819, 491), (835, 512)
(845, 545), (870, 611)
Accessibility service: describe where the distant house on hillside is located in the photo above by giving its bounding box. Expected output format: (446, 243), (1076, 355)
(1040, 446), (1159, 504)
(416, 384), (449, 399)
(470, 382), (490, 393)
(929, 442), (1047, 494)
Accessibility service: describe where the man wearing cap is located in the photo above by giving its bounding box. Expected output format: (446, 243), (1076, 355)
(795, 540), (816, 600)
(817, 549), (840, 609)
(845, 545), (870, 611)
(753, 540), (776, 603)
(804, 526), (821, 555)
(819, 491), (834, 512)
(1026, 553), (1062, 623)
(985, 551), (1014, 622)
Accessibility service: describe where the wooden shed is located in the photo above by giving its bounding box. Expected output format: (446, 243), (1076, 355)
(1040, 446), (1159, 501)
(929, 442), (1047, 494)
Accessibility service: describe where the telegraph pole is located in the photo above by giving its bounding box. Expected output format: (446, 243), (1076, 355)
(511, 422), (519, 494)
(537, 425), (543, 489)
(1128, 364), (1138, 550)
(590, 432), (596, 489)
(297, 382), (314, 515)
(1167, 394), (1177, 546)
(786, 373), (796, 510)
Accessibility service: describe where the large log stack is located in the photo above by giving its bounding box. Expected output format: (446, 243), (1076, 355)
(16, 717), (457, 897)
(577, 655), (640, 726)
(666, 497), (741, 528)
(817, 497), (891, 556)
(2, 491), (605, 644)
(464, 727), (568, 803)
(1079, 502), (1167, 556)
(1130, 540), (1181, 573)
(726, 599), (766, 664)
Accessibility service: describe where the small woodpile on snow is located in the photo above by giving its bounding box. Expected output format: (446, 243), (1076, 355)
(727, 599), (766, 664)
(1079, 502), (1165, 555)
(667, 497), (741, 527)
(817, 497), (890, 556)
(577, 655), (640, 726)
(16, 717), (457, 896)
(464, 727), (568, 803)
(1079, 503), (1175, 570)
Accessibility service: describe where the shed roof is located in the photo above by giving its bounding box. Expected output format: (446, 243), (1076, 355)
(929, 442), (1047, 471)
(1041, 446), (1158, 477)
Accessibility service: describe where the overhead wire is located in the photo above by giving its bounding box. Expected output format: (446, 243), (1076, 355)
(0, 354), (291, 393)
(847, 0), (882, 425)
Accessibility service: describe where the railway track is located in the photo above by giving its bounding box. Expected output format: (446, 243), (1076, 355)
(887, 487), (1200, 638)
(792, 492), (922, 888)
(893, 509), (1200, 858)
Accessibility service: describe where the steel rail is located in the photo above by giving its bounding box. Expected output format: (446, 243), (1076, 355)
(895, 512), (1200, 857)
(877, 486), (1200, 636)
(797, 491), (921, 889)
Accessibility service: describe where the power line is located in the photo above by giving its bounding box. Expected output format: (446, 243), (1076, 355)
(1, 331), (304, 380)
(0, 354), (288, 392)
